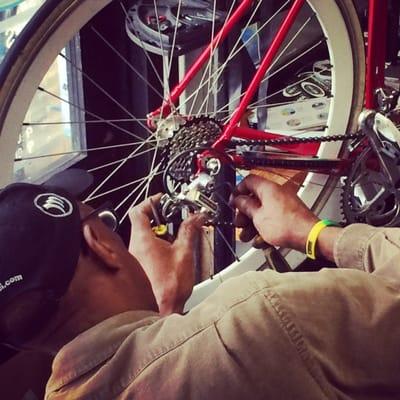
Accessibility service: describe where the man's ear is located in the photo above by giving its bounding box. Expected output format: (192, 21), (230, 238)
(82, 224), (121, 271)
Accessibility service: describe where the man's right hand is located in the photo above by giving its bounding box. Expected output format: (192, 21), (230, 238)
(128, 195), (205, 315)
(230, 174), (319, 252)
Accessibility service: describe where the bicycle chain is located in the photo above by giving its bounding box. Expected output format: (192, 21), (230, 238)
(230, 131), (364, 148)
(163, 116), (365, 180)
(242, 156), (343, 170)
(161, 118), (367, 226)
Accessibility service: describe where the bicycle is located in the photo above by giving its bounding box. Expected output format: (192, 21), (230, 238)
(0, 0), (398, 308)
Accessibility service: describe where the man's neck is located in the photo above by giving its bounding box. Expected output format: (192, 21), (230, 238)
(31, 280), (158, 354)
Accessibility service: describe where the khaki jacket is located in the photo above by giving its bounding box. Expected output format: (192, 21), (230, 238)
(45, 224), (400, 399)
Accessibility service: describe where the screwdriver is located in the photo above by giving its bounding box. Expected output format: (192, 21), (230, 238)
(149, 198), (172, 240)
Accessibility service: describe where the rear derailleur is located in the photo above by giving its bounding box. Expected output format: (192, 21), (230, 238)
(160, 171), (219, 224)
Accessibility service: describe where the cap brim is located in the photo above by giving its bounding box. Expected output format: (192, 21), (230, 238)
(43, 168), (93, 197)
(0, 344), (18, 364)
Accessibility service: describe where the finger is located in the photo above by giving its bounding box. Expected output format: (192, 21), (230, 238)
(231, 194), (260, 219)
(239, 225), (258, 242)
(129, 193), (163, 236)
(236, 174), (278, 198)
(174, 213), (205, 249)
(235, 174), (264, 195)
(234, 211), (252, 228)
(130, 193), (163, 219)
(229, 175), (263, 206)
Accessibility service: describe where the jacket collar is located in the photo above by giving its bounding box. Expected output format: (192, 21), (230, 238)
(46, 310), (159, 393)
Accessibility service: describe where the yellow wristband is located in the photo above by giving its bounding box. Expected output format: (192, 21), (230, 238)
(306, 219), (337, 260)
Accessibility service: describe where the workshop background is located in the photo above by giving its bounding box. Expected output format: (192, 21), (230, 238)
(0, 0), (398, 398)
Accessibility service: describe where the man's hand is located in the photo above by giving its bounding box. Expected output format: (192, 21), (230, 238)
(128, 195), (205, 316)
(230, 175), (319, 252)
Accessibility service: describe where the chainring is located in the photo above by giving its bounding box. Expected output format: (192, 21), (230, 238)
(341, 145), (400, 226)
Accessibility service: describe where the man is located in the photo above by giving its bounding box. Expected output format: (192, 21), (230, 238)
(0, 173), (399, 399)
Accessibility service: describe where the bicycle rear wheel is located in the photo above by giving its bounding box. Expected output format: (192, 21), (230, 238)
(0, 0), (364, 307)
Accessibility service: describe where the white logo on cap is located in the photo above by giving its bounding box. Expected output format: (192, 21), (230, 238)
(0, 275), (23, 293)
(34, 193), (73, 218)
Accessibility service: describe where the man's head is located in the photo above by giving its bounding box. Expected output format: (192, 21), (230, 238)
(0, 183), (82, 349)
(0, 173), (157, 361)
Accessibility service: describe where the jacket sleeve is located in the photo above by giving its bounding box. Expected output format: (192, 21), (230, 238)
(334, 223), (400, 289)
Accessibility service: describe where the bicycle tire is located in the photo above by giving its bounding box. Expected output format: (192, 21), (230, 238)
(0, 0), (365, 308)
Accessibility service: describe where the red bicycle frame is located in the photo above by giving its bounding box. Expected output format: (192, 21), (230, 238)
(365, 0), (388, 109)
(150, 0), (390, 162)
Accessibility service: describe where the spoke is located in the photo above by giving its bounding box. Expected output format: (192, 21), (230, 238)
(221, 0), (290, 67)
(249, 98), (329, 110)
(217, 37), (328, 124)
(84, 171), (164, 202)
(204, 0), (217, 115)
(38, 86), (150, 142)
(145, 137), (161, 198)
(213, 91), (246, 117)
(15, 140), (158, 162)
(152, 0), (171, 99)
(150, 0), (176, 123)
(247, 66), (331, 109)
(91, 26), (165, 104)
(217, 17), (322, 117)
(116, 173), (153, 212)
(178, 0), (288, 116)
(189, 0), (254, 117)
(215, 58), (331, 116)
(59, 53), (132, 118)
(85, 131), (159, 201)
(195, 0), (266, 117)
(120, 183), (150, 222)
(59, 53), (147, 126)
(87, 146), (157, 173)
(205, 2), (308, 118)
(180, 0), (284, 117)
(23, 118), (148, 126)
(118, 160), (164, 221)
(185, 0), (238, 117)
(167, 0), (183, 77)
(119, 1), (165, 89)
(261, 39), (327, 84)
(263, 14), (316, 82)
(215, 226), (240, 262)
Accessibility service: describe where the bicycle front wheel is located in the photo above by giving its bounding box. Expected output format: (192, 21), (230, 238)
(0, 0), (365, 307)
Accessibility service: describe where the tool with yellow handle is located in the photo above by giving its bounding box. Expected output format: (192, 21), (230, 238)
(149, 198), (173, 242)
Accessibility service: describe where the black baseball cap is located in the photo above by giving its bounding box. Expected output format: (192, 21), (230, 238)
(0, 169), (93, 363)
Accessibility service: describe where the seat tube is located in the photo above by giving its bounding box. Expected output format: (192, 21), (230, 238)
(365, 0), (389, 109)
(215, 0), (306, 148)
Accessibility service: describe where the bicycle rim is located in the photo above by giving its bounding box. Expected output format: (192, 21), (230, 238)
(0, 0), (364, 307)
